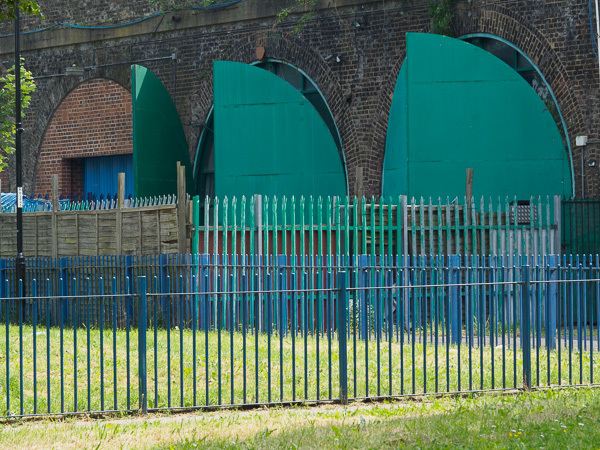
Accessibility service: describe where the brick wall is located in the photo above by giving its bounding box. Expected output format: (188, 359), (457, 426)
(34, 79), (132, 195)
(0, 0), (158, 34)
(0, 0), (597, 198)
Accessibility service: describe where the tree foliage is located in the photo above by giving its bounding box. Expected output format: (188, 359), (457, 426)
(149, 0), (318, 35)
(276, 0), (317, 35)
(0, 61), (36, 171)
(428, 0), (453, 37)
(149, 0), (222, 11)
(0, 0), (42, 22)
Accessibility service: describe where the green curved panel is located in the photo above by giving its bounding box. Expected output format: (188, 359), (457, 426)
(213, 61), (346, 199)
(382, 63), (408, 197)
(383, 33), (572, 200)
(132, 65), (193, 198)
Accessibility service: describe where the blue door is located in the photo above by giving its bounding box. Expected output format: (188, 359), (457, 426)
(83, 154), (133, 199)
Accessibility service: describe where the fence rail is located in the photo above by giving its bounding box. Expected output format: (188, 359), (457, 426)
(192, 195), (562, 259)
(0, 253), (598, 418)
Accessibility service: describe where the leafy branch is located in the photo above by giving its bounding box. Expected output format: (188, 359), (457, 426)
(0, 0), (42, 21)
(275, 0), (317, 35)
(0, 61), (36, 171)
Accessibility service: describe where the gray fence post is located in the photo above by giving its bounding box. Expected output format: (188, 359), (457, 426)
(337, 271), (348, 405)
(450, 255), (461, 345)
(137, 276), (148, 414)
(521, 265), (532, 390)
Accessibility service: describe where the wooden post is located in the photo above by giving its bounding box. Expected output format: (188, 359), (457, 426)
(116, 172), (125, 254)
(355, 167), (365, 199)
(51, 174), (59, 258)
(465, 168), (473, 203)
(177, 162), (187, 254)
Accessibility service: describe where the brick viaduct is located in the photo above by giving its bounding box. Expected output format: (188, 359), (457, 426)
(0, 0), (598, 198)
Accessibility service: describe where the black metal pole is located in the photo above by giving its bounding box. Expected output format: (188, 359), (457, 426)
(14, 0), (26, 296)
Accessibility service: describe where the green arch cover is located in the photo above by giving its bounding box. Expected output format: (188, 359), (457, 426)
(383, 33), (572, 200)
(213, 61), (346, 199)
(132, 65), (193, 198)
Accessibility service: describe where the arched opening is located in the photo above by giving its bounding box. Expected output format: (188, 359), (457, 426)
(36, 78), (133, 198)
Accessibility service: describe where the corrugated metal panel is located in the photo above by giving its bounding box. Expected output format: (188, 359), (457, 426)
(83, 153), (133, 198)
(213, 61), (346, 199)
(383, 33), (572, 200)
(131, 65), (193, 198)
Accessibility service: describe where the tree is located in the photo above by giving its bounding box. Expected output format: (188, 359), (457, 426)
(0, 1), (41, 171)
(0, 61), (36, 171)
(0, 0), (41, 21)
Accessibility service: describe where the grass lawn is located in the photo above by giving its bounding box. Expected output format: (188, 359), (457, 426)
(1, 323), (598, 416)
(0, 387), (598, 448)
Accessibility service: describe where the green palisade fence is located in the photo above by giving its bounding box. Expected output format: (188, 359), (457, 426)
(562, 200), (600, 256)
(192, 195), (562, 260)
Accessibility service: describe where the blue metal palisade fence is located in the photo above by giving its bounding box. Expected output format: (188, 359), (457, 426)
(0, 253), (598, 417)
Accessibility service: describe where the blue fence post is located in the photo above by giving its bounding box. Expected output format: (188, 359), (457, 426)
(199, 254), (210, 330)
(125, 255), (134, 325)
(337, 271), (348, 405)
(277, 255), (287, 337)
(450, 255), (461, 345)
(137, 276), (148, 414)
(59, 257), (68, 321)
(0, 259), (6, 299)
(547, 255), (557, 350)
(521, 265), (532, 390)
(358, 254), (368, 339)
(159, 254), (169, 324)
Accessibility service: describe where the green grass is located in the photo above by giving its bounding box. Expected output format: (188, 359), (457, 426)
(0, 388), (599, 448)
(1, 321), (599, 417)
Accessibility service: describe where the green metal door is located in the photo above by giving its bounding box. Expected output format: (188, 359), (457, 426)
(383, 33), (573, 200)
(132, 65), (194, 198)
(212, 61), (346, 199)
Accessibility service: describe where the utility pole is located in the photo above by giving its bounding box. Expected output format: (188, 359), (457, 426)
(14, 0), (26, 295)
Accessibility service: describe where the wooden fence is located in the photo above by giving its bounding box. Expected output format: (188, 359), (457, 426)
(0, 169), (190, 258)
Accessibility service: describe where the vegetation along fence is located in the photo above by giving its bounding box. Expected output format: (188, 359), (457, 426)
(192, 195), (562, 259)
(0, 253), (598, 417)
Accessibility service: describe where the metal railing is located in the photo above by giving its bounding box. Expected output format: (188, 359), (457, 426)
(0, 254), (598, 418)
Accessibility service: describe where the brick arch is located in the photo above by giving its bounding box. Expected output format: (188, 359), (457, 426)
(193, 32), (357, 194)
(369, 50), (406, 197)
(372, 8), (585, 196)
(33, 77), (132, 195)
